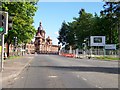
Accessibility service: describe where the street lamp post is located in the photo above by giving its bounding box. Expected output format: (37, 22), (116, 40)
(74, 35), (78, 58)
(13, 37), (18, 56)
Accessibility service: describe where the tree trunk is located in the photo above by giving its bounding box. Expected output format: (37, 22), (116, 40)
(118, 26), (120, 48)
(7, 42), (10, 57)
(24, 43), (26, 49)
(69, 45), (72, 54)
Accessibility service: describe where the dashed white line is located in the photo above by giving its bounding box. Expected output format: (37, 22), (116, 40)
(28, 57), (34, 59)
(96, 85), (102, 88)
(81, 77), (87, 81)
(77, 75), (80, 78)
(48, 76), (58, 78)
(98, 86), (102, 88)
(21, 77), (24, 79)
(14, 77), (18, 80)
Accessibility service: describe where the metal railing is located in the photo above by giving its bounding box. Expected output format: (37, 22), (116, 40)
(60, 49), (119, 58)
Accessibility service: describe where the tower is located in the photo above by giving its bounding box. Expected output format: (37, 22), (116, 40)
(34, 22), (46, 53)
(34, 21), (59, 54)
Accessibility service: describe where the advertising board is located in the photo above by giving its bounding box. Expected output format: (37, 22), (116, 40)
(90, 36), (105, 46)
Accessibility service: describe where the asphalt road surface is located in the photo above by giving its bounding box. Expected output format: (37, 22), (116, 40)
(4, 54), (119, 88)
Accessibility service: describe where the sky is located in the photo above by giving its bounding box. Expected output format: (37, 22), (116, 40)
(33, 2), (105, 45)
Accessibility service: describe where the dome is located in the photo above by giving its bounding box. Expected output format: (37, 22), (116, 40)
(35, 32), (43, 38)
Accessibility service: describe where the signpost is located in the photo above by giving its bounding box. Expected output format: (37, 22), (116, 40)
(0, 35), (2, 71)
(0, 11), (8, 71)
(1, 34), (4, 71)
(90, 36), (106, 56)
(90, 36), (117, 56)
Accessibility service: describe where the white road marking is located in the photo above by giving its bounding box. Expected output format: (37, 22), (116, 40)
(48, 76), (58, 78)
(82, 77), (87, 81)
(96, 85), (102, 88)
(14, 77), (18, 80)
(21, 77), (24, 79)
(28, 57), (34, 59)
(98, 86), (102, 88)
(77, 75), (80, 78)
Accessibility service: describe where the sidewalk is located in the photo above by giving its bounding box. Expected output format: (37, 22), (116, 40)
(1, 54), (34, 83)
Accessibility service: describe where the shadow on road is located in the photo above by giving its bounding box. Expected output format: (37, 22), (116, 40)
(30, 65), (119, 74)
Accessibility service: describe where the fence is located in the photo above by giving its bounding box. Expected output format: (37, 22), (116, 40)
(60, 49), (119, 58)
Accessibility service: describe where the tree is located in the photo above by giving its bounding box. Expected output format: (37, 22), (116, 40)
(74, 9), (94, 47)
(58, 21), (69, 46)
(58, 5), (119, 51)
(2, 2), (38, 56)
(58, 9), (95, 50)
(101, 2), (120, 45)
(58, 20), (77, 50)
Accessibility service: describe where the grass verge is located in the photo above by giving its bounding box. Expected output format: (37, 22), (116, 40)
(3, 56), (22, 62)
(7, 56), (21, 60)
(96, 56), (119, 61)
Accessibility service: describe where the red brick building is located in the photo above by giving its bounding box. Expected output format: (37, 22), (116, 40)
(26, 42), (35, 54)
(34, 22), (59, 54)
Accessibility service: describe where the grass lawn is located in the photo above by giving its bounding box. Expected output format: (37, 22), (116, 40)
(96, 56), (119, 61)
(3, 55), (23, 62)
(7, 56), (21, 60)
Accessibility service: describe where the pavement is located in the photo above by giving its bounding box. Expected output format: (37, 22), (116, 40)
(1, 54), (34, 83)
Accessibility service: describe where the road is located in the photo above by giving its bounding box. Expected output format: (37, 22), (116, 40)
(3, 54), (118, 88)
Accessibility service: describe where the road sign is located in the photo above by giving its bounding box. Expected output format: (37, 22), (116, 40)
(105, 44), (116, 50)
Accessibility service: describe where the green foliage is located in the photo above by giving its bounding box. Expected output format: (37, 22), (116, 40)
(100, 2), (120, 44)
(58, 21), (77, 49)
(58, 21), (69, 46)
(96, 56), (119, 60)
(74, 9), (94, 46)
(2, 2), (38, 44)
(58, 3), (119, 50)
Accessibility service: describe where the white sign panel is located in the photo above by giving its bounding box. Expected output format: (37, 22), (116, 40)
(90, 36), (105, 46)
(105, 44), (116, 50)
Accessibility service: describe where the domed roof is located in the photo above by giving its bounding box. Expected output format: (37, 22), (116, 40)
(37, 32), (42, 37)
(37, 22), (46, 35)
(46, 36), (52, 43)
(39, 22), (43, 30)
(35, 32), (43, 38)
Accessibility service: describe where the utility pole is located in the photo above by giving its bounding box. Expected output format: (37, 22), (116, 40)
(117, 11), (120, 60)
(0, 35), (2, 71)
(1, 34), (4, 71)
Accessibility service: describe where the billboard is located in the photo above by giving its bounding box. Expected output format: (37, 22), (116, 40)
(90, 36), (105, 46)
